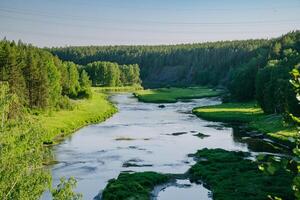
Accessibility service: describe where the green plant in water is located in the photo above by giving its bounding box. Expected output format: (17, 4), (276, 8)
(51, 177), (82, 200)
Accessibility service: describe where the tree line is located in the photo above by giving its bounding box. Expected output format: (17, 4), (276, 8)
(83, 61), (141, 87)
(49, 39), (269, 87)
(228, 31), (300, 117)
(50, 31), (300, 117)
(0, 39), (92, 111)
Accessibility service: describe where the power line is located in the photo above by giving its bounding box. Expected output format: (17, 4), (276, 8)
(0, 14), (298, 35)
(0, 7), (300, 26)
(1, 24), (297, 38)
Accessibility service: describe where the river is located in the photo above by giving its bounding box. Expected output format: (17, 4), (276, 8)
(42, 93), (287, 200)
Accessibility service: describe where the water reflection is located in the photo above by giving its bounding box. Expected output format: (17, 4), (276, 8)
(154, 179), (211, 200)
(42, 94), (288, 200)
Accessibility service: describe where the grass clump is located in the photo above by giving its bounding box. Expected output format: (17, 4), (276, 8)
(134, 87), (222, 103)
(189, 148), (295, 200)
(102, 172), (169, 200)
(193, 132), (210, 138)
(115, 137), (136, 141)
(94, 85), (143, 92)
(38, 89), (117, 143)
(193, 102), (297, 144)
(193, 102), (264, 123)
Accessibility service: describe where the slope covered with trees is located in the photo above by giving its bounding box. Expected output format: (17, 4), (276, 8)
(50, 39), (269, 87)
(0, 39), (92, 112)
(50, 31), (300, 118)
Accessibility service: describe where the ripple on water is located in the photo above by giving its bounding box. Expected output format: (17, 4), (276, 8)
(42, 94), (289, 200)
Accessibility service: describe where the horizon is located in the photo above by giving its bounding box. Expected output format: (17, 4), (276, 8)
(3, 30), (299, 49)
(0, 0), (300, 47)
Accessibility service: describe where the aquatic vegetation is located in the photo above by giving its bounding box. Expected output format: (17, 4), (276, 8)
(115, 137), (136, 141)
(122, 159), (153, 168)
(193, 132), (210, 138)
(101, 172), (169, 200)
(189, 148), (295, 200)
(169, 132), (188, 136)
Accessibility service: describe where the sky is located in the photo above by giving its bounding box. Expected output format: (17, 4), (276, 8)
(0, 0), (299, 47)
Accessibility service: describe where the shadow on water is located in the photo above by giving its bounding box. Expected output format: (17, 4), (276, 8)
(41, 94), (292, 200)
(231, 124), (292, 155)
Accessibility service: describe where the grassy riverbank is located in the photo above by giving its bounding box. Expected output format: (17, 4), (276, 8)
(134, 87), (222, 103)
(94, 85), (143, 92)
(39, 90), (117, 144)
(193, 102), (297, 144)
(189, 148), (294, 200)
(102, 172), (169, 200)
(1, 89), (117, 199)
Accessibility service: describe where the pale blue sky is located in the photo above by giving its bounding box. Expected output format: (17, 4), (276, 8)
(0, 0), (299, 47)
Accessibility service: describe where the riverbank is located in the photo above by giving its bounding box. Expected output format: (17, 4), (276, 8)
(134, 87), (222, 103)
(39, 89), (117, 144)
(192, 102), (297, 146)
(100, 148), (294, 200)
(94, 85), (143, 92)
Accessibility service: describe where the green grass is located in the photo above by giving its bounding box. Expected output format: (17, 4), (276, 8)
(189, 148), (295, 200)
(39, 89), (117, 143)
(102, 172), (169, 200)
(134, 87), (222, 103)
(192, 102), (297, 144)
(94, 85), (143, 92)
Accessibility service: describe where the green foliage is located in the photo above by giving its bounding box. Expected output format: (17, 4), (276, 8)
(102, 172), (169, 200)
(51, 177), (82, 200)
(39, 89), (117, 143)
(290, 67), (300, 113)
(193, 102), (264, 123)
(63, 62), (81, 98)
(0, 40), (93, 111)
(290, 65), (300, 199)
(228, 53), (267, 101)
(189, 148), (295, 200)
(94, 85), (143, 92)
(50, 39), (269, 88)
(0, 84), (116, 199)
(50, 31), (300, 117)
(193, 102), (298, 144)
(78, 70), (92, 98)
(134, 87), (222, 103)
(0, 82), (20, 128)
(255, 32), (300, 115)
(84, 61), (141, 87)
(0, 83), (51, 200)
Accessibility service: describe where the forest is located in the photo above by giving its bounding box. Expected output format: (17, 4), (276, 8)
(0, 40), (139, 199)
(51, 31), (300, 117)
(0, 40), (92, 110)
(0, 31), (300, 200)
(83, 61), (141, 87)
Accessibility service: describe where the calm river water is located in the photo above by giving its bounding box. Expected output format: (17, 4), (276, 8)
(42, 94), (286, 200)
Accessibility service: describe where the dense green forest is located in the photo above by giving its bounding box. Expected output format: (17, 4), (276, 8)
(51, 31), (300, 117)
(50, 39), (269, 88)
(0, 40), (93, 199)
(1, 31), (300, 199)
(84, 61), (141, 87)
(0, 40), (92, 111)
